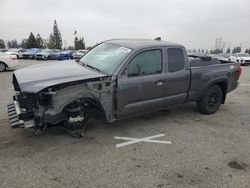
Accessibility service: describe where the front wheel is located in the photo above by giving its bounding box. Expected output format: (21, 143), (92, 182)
(197, 85), (223, 114)
(0, 62), (6, 72)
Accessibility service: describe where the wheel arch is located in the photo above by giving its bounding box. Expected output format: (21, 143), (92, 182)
(63, 96), (107, 121)
(200, 79), (228, 104)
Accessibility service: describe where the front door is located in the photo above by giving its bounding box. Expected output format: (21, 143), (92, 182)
(116, 49), (167, 118)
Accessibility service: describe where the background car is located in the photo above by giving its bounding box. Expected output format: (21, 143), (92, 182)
(57, 50), (76, 60)
(57, 51), (71, 60)
(5, 48), (26, 59)
(23, 48), (42, 59)
(73, 49), (88, 59)
(35, 49), (61, 60)
(229, 53), (250, 65)
(67, 50), (75, 59)
(0, 48), (8, 53)
(213, 54), (230, 60)
(0, 52), (20, 72)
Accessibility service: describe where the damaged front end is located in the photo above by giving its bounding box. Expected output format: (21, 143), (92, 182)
(7, 75), (41, 129)
(7, 73), (115, 136)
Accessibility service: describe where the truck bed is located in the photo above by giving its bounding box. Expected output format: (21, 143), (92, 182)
(189, 55), (233, 67)
(188, 60), (239, 102)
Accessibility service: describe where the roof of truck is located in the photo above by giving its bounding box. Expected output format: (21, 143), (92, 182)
(105, 39), (184, 49)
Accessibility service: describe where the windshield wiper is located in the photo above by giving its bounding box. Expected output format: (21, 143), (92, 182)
(78, 60), (85, 66)
(85, 64), (102, 73)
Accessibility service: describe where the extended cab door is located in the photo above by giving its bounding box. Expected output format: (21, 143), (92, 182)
(116, 48), (167, 118)
(164, 47), (190, 107)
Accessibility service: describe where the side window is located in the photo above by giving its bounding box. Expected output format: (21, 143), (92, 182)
(127, 49), (162, 77)
(167, 48), (185, 72)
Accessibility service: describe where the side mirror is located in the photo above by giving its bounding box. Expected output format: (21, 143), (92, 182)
(121, 67), (128, 78)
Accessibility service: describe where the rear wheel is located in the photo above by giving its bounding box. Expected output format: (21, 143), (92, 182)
(0, 62), (6, 72)
(197, 85), (223, 114)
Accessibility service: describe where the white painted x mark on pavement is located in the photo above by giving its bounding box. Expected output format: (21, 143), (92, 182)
(114, 134), (172, 148)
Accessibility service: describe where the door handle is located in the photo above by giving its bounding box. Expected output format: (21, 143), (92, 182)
(155, 80), (165, 86)
(138, 84), (144, 89)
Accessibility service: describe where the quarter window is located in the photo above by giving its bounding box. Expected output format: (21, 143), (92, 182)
(167, 48), (185, 72)
(127, 49), (162, 77)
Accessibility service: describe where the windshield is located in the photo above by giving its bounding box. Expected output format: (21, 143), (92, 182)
(41, 49), (52, 53)
(80, 43), (132, 75)
(27, 48), (37, 52)
(8, 49), (19, 52)
(78, 50), (87, 53)
(238, 54), (249, 57)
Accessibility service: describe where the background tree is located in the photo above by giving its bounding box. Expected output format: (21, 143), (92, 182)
(74, 36), (78, 50)
(245, 48), (250, 54)
(232, 47), (241, 53)
(67, 45), (75, 50)
(26, 32), (38, 48)
(210, 48), (223, 54)
(47, 33), (55, 49)
(53, 20), (62, 49)
(86, 43), (99, 50)
(226, 48), (231, 54)
(36, 34), (44, 48)
(0, 39), (6, 48)
(20, 39), (28, 48)
(74, 36), (85, 50)
(47, 20), (62, 49)
(7, 39), (18, 48)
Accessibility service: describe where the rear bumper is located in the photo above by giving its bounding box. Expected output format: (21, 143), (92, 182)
(6, 60), (20, 69)
(229, 81), (239, 92)
(241, 61), (250, 64)
(7, 101), (34, 128)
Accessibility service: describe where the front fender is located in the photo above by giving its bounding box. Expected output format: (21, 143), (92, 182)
(44, 81), (114, 122)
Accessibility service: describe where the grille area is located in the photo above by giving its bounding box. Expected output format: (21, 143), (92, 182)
(16, 93), (38, 111)
(12, 74), (38, 111)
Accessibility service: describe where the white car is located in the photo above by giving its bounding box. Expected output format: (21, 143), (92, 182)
(229, 53), (250, 65)
(5, 48), (26, 59)
(0, 52), (20, 72)
(73, 50), (88, 59)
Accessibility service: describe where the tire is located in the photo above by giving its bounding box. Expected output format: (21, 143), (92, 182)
(197, 85), (223, 114)
(0, 62), (6, 72)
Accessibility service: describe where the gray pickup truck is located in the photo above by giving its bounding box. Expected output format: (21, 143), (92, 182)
(7, 39), (241, 137)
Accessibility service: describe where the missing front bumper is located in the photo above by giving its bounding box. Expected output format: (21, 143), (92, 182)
(7, 101), (34, 128)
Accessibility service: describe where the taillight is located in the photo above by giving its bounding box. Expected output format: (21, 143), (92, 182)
(10, 55), (17, 60)
(238, 66), (242, 77)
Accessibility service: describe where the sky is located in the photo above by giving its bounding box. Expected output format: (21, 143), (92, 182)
(1, 0), (250, 51)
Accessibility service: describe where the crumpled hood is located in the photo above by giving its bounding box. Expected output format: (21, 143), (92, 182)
(14, 61), (107, 93)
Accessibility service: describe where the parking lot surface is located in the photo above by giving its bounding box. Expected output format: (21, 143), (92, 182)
(0, 60), (250, 188)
